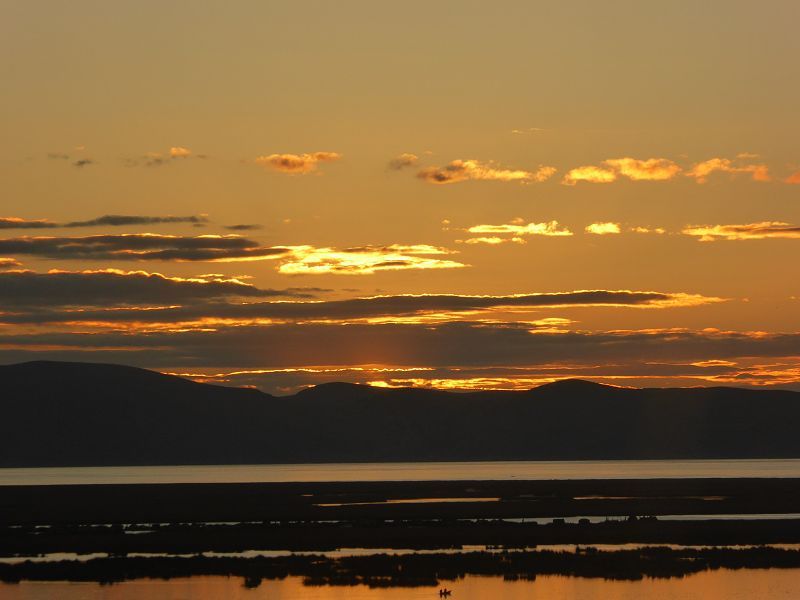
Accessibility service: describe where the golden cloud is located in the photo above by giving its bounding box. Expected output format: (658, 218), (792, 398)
(0, 217), (57, 229)
(785, 171), (800, 185)
(510, 127), (545, 135)
(563, 157), (681, 185)
(388, 153), (419, 170)
(0, 257), (21, 269)
(631, 226), (666, 234)
(160, 355), (800, 394)
(585, 222), (621, 235)
(277, 244), (467, 275)
(682, 222), (800, 241)
(467, 220), (573, 237)
(0, 289), (724, 332)
(418, 159), (556, 184)
(169, 146), (192, 158)
(603, 157), (682, 181)
(255, 152), (342, 174)
(685, 157), (770, 183)
(561, 165), (617, 185)
(458, 236), (527, 245)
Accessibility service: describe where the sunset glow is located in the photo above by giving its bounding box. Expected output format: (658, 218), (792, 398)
(1, 1), (798, 395)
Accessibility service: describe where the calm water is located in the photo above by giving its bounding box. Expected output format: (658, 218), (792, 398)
(4, 571), (800, 600)
(3, 459), (800, 486)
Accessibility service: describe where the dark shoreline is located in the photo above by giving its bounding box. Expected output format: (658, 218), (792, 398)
(4, 478), (800, 586)
(4, 478), (800, 558)
(5, 547), (800, 587)
(4, 478), (800, 526)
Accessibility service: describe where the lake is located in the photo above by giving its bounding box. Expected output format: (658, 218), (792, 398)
(4, 570), (800, 600)
(3, 458), (800, 486)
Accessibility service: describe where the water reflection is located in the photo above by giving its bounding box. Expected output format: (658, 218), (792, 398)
(5, 570), (800, 600)
(5, 459), (800, 486)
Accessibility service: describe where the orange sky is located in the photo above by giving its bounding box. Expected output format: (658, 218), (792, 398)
(1, 2), (798, 393)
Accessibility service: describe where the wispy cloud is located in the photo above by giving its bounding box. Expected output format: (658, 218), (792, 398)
(225, 224), (262, 231)
(467, 220), (573, 237)
(561, 165), (617, 185)
(685, 157), (770, 183)
(0, 215), (209, 229)
(0, 269), (316, 307)
(510, 127), (545, 135)
(418, 159), (556, 185)
(0, 257), (21, 269)
(0, 217), (58, 230)
(64, 215), (208, 228)
(255, 152), (341, 174)
(0, 288), (722, 327)
(277, 245), (466, 275)
(73, 159), (94, 168)
(603, 158), (682, 181)
(785, 171), (800, 185)
(0, 234), (291, 262)
(0, 234), (468, 273)
(169, 146), (192, 158)
(458, 236), (527, 245)
(631, 226), (666, 234)
(387, 153), (419, 170)
(563, 157), (681, 185)
(585, 222), (621, 235)
(125, 146), (205, 167)
(9, 324), (788, 393)
(683, 222), (800, 241)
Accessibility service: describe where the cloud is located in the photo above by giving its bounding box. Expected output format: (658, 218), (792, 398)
(47, 153), (70, 160)
(0, 257), (21, 269)
(562, 165), (617, 185)
(467, 220), (573, 237)
(154, 354), (800, 394)
(458, 236), (527, 245)
(0, 234), (292, 262)
(0, 217), (58, 229)
(685, 157), (770, 183)
(123, 147), (206, 167)
(631, 226), (666, 234)
(603, 158), (682, 181)
(682, 222), (800, 241)
(417, 159), (556, 184)
(277, 245), (466, 275)
(0, 235), (467, 273)
(0, 215), (208, 230)
(511, 127), (545, 134)
(0, 269), (315, 308)
(73, 159), (94, 168)
(169, 146), (192, 158)
(387, 153), (419, 170)
(785, 171), (800, 185)
(0, 289), (722, 327)
(255, 152), (341, 174)
(562, 157), (681, 185)
(64, 215), (209, 228)
(138, 153), (169, 167)
(585, 222), (621, 235)
(225, 224), (262, 231)
(2, 324), (791, 391)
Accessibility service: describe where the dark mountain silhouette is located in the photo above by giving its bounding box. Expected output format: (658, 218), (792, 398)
(2, 360), (800, 467)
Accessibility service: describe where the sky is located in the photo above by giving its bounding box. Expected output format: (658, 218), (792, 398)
(1, 1), (799, 393)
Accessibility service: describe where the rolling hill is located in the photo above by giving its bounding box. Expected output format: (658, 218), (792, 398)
(2, 361), (799, 467)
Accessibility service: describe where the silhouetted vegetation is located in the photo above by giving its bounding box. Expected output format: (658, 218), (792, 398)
(5, 479), (800, 557)
(3, 546), (800, 587)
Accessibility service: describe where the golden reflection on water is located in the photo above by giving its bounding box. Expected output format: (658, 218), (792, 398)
(5, 570), (800, 600)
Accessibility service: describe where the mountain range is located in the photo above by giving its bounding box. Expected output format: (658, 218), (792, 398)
(2, 360), (800, 467)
